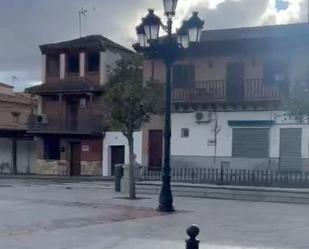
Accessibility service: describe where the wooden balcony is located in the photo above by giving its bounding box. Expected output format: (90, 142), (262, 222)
(173, 79), (282, 104)
(27, 114), (104, 135)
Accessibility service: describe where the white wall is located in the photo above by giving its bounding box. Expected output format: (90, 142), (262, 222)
(17, 140), (36, 174)
(172, 111), (309, 159)
(102, 131), (142, 176)
(0, 138), (12, 173)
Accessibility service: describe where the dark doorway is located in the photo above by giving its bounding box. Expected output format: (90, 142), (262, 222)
(71, 142), (81, 176)
(149, 130), (163, 170)
(226, 62), (244, 102)
(111, 146), (125, 176)
(66, 100), (78, 131)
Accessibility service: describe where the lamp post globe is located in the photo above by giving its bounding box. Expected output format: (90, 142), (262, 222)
(143, 9), (161, 41)
(163, 0), (178, 16)
(136, 21), (148, 48)
(177, 22), (189, 49)
(186, 12), (205, 43)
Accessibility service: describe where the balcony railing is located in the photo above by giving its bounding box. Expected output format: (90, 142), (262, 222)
(28, 114), (104, 135)
(173, 79), (282, 104)
(244, 79), (281, 101)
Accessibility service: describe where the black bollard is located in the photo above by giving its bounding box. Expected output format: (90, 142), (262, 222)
(186, 225), (200, 249)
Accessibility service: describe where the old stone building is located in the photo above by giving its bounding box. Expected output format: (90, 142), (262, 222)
(26, 35), (134, 176)
(0, 82), (36, 174)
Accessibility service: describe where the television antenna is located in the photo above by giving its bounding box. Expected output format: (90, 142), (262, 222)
(79, 8), (88, 37)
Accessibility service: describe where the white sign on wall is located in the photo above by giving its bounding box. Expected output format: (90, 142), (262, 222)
(82, 145), (90, 152)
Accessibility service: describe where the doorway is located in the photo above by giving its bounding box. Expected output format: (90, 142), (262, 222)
(70, 142), (81, 176)
(226, 62), (244, 102)
(148, 130), (163, 171)
(111, 146), (125, 176)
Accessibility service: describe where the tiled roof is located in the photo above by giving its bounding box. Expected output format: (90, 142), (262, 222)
(40, 35), (135, 54)
(25, 78), (104, 94)
(200, 22), (309, 42)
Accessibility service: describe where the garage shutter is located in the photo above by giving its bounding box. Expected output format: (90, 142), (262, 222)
(279, 128), (302, 171)
(232, 128), (269, 158)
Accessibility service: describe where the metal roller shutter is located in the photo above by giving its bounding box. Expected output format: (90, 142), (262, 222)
(279, 128), (302, 171)
(232, 128), (269, 158)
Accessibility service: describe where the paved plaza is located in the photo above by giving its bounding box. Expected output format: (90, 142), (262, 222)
(0, 178), (308, 249)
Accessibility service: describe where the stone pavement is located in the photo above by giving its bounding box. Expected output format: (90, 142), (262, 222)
(0, 179), (308, 249)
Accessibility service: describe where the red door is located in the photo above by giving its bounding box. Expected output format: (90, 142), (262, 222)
(149, 130), (163, 171)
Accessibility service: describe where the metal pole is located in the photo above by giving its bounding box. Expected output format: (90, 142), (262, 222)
(158, 17), (174, 212)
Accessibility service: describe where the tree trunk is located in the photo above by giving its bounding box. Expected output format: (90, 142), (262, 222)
(128, 132), (136, 199)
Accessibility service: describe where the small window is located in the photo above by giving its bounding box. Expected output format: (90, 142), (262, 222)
(46, 54), (59, 75)
(43, 137), (60, 160)
(181, 128), (189, 138)
(87, 52), (100, 72)
(67, 54), (79, 73)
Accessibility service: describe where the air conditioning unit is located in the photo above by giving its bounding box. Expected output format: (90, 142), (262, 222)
(37, 114), (48, 124)
(195, 112), (211, 124)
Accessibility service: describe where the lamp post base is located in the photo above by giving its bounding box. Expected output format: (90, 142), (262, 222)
(157, 204), (175, 213)
(157, 176), (175, 213)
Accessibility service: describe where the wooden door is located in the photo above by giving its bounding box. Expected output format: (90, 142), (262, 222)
(149, 130), (163, 170)
(111, 146), (125, 176)
(226, 62), (244, 102)
(71, 142), (81, 176)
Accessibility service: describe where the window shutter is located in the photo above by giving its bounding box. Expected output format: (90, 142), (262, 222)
(172, 65), (183, 88)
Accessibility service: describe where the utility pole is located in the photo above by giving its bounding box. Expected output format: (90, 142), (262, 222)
(79, 8), (87, 37)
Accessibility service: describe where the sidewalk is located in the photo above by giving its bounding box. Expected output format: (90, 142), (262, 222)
(0, 174), (114, 182)
(136, 181), (309, 204)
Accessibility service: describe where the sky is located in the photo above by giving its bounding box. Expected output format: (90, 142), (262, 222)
(0, 0), (308, 91)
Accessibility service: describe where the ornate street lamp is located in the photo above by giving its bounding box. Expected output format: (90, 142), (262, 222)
(177, 22), (189, 49)
(136, 21), (148, 48)
(163, 0), (178, 16)
(134, 1), (204, 213)
(142, 9), (161, 41)
(186, 12), (205, 43)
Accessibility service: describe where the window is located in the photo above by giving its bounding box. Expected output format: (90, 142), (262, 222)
(43, 137), (60, 160)
(87, 52), (100, 72)
(46, 54), (59, 75)
(181, 128), (189, 138)
(232, 128), (269, 158)
(172, 64), (195, 88)
(67, 54), (79, 73)
(263, 60), (288, 85)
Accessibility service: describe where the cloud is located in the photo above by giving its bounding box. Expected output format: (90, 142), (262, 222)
(261, 0), (307, 25)
(0, 0), (306, 91)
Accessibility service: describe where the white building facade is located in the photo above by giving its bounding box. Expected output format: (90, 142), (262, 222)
(142, 23), (309, 172)
(171, 111), (309, 171)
